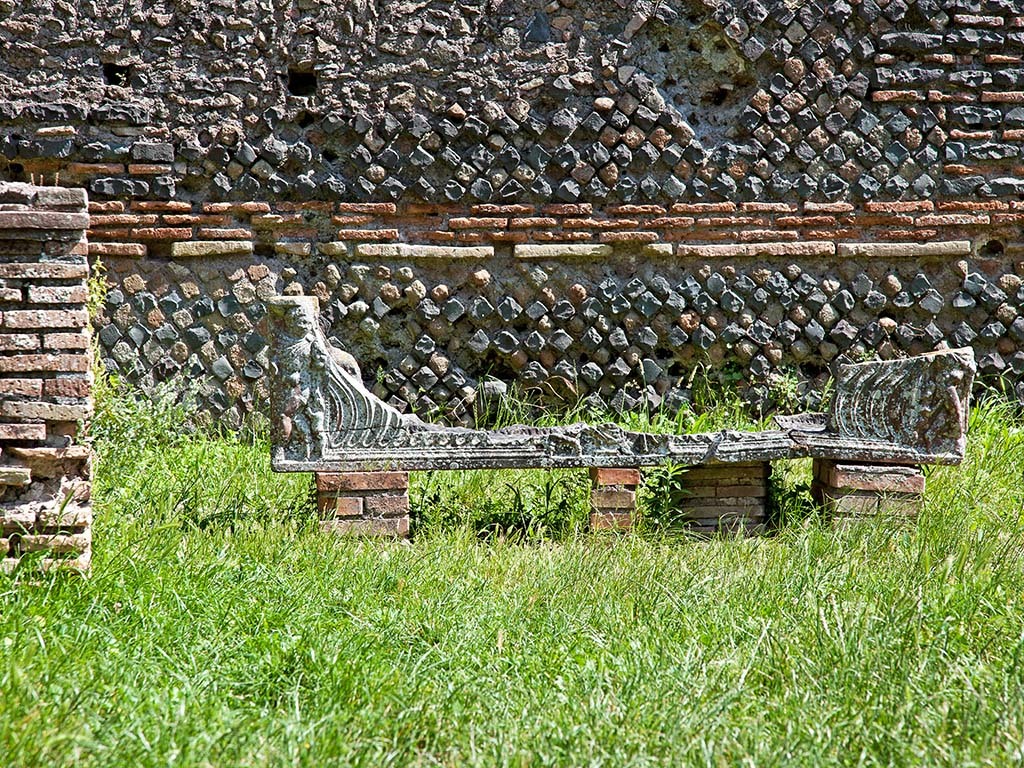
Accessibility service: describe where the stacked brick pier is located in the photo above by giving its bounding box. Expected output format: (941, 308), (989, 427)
(589, 468), (640, 531)
(316, 472), (411, 538)
(677, 462), (769, 536)
(589, 463), (768, 535)
(0, 183), (93, 573)
(812, 460), (924, 524)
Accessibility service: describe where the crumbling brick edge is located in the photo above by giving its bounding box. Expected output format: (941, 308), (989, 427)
(0, 182), (93, 574)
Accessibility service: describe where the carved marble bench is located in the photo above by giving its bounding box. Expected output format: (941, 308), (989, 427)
(267, 296), (976, 537)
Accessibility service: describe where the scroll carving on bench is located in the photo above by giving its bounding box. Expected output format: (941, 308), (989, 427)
(268, 295), (976, 474)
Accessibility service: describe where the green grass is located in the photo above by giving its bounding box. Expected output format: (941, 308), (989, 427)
(2, 383), (1024, 766)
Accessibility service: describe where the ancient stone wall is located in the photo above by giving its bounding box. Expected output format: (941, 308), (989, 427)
(1, 1), (1023, 423)
(0, 182), (92, 573)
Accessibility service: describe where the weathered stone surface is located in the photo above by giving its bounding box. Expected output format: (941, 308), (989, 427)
(0, 212), (89, 230)
(828, 349), (975, 458)
(355, 244), (494, 259)
(269, 295), (976, 472)
(837, 242), (973, 258)
(170, 241), (254, 258)
(515, 244), (614, 259)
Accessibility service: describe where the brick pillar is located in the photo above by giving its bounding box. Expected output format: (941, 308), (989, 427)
(589, 468), (639, 531)
(0, 183), (93, 574)
(812, 460), (924, 522)
(677, 462), (769, 536)
(316, 471), (410, 537)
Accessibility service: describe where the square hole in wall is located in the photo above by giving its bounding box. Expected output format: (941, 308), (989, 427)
(287, 68), (317, 97)
(103, 62), (132, 87)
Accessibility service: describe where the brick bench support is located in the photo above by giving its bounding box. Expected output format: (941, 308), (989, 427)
(268, 297), (975, 541)
(811, 460), (924, 523)
(678, 461), (770, 536)
(589, 468), (639, 531)
(315, 471), (410, 538)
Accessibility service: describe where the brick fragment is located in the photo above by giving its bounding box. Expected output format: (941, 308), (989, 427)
(607, 204), (666, 214)
(509, 217), (557, 229)
(197, 228), (253, 240)
(133, 201), (193, 212)
(127, 163), (171, 175)
(0, 330), (42, 353)
(90, 214), (158, 227)
(541, 204), (592, 215)
(44, 332), (91, 350)
(335, 229), (398, 241)
(981, 91), (1024, 102)
(599, 231), (660, 243)
(3, 309), (88, 330)
(872, 90), (924, 102)
(471, 204), (534, 215)
(937, 201), (1007, 212)
(2, 402), (91, 421)
(88, 242), (147, 258)
(449, 217), (508, 229)
(0, 379), (42, 397)
(131, 227), (193, 241)
(43, 377), (92, 398)
(66, 163), (124, 176)
(0, 423), (46, 440)
(591, 488), (635, 509)
(318, 495), (364, 518)
(362, 493), (411, 516)
(864, 201), (934, 213)
(315, 472), (409, 492)
(203, 202), (271, 214)
(0, 354), (89, 373)
(670, 202), (736, 214)
(916, 214), (989, 226)
(27, 285), (88, 304)
(336, 203), (397, 214)
(88, 201), (125, 213)
(827, 464), (925, 494)
(590, 467), (641, 486)
(331, 215), (374, 226)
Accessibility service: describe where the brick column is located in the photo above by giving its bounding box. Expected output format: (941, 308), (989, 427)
(677, 462), (769, 536)
(316, 471), (410, 537)
(0, 183), (93, 573)
(589, 468), (639, 531)
(812, 460), (924, 522)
